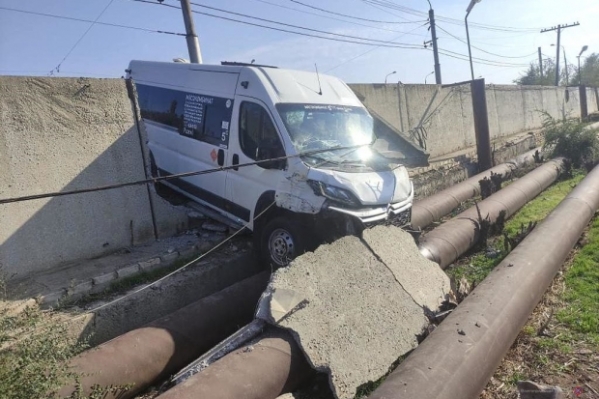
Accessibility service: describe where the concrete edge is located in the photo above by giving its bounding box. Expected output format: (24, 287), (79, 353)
(38, 241), (218, 308)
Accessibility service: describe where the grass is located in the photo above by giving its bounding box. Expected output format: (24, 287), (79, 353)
(556, 216), (599, 342)
(447, 171), (586, 286)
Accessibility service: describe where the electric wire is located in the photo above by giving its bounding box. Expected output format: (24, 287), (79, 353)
(246, 0), (428, 36)
(0, 143), (372, 205)
(185, 0), (423, 47)
(0, 6), (186, 36)
(360, 0), (541, 33)
(325, 22), (430, 72)
(37, 200), (277, 324)
(288, 0), (425, 24)
(133, 0), (423, 48)
(436, 24), (538, 59)
(49, 0), (116, 75)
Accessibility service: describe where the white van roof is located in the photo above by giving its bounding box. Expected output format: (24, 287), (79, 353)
(128, 61), (362, 107)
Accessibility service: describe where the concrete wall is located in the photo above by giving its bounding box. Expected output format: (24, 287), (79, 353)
(350, 83), (588, 159)
(0, 77), (187, 280)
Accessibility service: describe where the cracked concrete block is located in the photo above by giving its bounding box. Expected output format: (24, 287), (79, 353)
(160, 251), (180, 263)
(139, 257), (161, 271)
(257, 234), (428, 399)
(116, 264), (140, 279)
(363, 226), (451, 310)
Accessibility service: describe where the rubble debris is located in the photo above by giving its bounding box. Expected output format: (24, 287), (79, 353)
(517, 381), (564, 399)
(257, 226), (450, 399)
(201, 221), (228, 233)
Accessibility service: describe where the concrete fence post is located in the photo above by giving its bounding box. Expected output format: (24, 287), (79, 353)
(579, 85), (588, 120)
(470, 79), (493, 171)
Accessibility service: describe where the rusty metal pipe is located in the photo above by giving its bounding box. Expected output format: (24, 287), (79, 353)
(59, 272), (268, 399)
(411, 148), (540, 229)
(155, 329), (313, 399)
(419, 158), (564, 268)
(369, 163), (599, 399)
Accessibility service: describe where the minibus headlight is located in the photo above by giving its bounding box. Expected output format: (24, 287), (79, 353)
(307, 180), (360, 207)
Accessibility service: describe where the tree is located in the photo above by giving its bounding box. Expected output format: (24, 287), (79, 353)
(572, 53), (599, 86)
(514, 58), (572, 86)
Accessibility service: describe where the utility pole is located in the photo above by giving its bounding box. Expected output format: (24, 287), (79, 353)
(541, 22), (579, 86)
(538, 47), (543, 83)
(563, 47), (569, 86)
(429, 8), (442, 84)
(180, 0), (202, 64)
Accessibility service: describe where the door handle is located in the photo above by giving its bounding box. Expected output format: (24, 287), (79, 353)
(217, 149), (224, 166)
(232, 154), (239, 171)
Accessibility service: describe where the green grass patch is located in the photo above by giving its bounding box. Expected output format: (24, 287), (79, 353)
(447, 171), (585, 286)
(556, 216), (599, 342)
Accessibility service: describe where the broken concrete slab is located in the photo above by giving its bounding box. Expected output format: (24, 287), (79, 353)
(257, 227), (445, 399)
(362, 226), (451, 310)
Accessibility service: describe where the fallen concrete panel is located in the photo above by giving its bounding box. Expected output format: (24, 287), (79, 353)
(362, 226), (450, 311)
(257, 227), (447, 399)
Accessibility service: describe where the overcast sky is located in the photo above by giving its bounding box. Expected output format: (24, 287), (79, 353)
(0, 0), (597, 84)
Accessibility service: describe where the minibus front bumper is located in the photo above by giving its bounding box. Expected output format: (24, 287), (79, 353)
(327, 187), (414, 225)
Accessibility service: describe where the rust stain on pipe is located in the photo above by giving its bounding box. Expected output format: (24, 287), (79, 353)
(155, 329), (313, 399)
(411, 148), (540, 229)
(59, 272), (268, 399)
(369, 163), (599, 399)
(419, 158), (564, 268)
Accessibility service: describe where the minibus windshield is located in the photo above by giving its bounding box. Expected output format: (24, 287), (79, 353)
(277, 103), (392, 170)
(277, 103), (373, 149)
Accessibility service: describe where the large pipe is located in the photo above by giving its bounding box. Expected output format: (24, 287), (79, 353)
(369, 163), (599, 399)
(419, 158), (564, 268)
(59, 272), (268, 399)
(155, 329), (313, 399)
(150, 153), (554, 399)
(411, 148), (540, 229)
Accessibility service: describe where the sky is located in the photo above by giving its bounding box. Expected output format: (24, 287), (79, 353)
(0, 0), (598, 84)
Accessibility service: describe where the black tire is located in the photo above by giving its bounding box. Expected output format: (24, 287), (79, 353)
(258, 217), (309, 269)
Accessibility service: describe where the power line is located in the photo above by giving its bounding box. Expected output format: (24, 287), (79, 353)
(133, 0), (422, 48)
(360, 0), (540, 33)
(184, 0), (423, 47)
(436, 48), (530, 68)
(325, 22), (430, 73)
(246, 0), (428, 36)
(0, 143), (372, 205)
(49, 0), (116, 75)
(436, 24), (538, 59)
(0, 6), (186, 37)
(288, 0), (425, 24)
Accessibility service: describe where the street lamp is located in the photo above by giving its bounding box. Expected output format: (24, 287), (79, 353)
(465, 0), (482, 80)
(425, 71), (435, 84)
(385, 71), (396, 84)
(578, 45), (588, 85)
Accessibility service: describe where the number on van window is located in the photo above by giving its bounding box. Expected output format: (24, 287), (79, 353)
(239, 102), (284, 162)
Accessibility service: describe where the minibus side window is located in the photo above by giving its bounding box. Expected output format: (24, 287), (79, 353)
(239, 102), (284, 161)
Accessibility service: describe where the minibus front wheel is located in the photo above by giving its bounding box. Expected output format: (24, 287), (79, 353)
(259, 217), (310, 269)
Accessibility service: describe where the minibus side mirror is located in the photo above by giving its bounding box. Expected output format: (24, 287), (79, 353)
(256, 139), (286, 170)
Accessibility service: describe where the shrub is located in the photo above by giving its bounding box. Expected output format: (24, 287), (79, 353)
(0, 280), (119, 398)
(542, 113), (599, 168)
